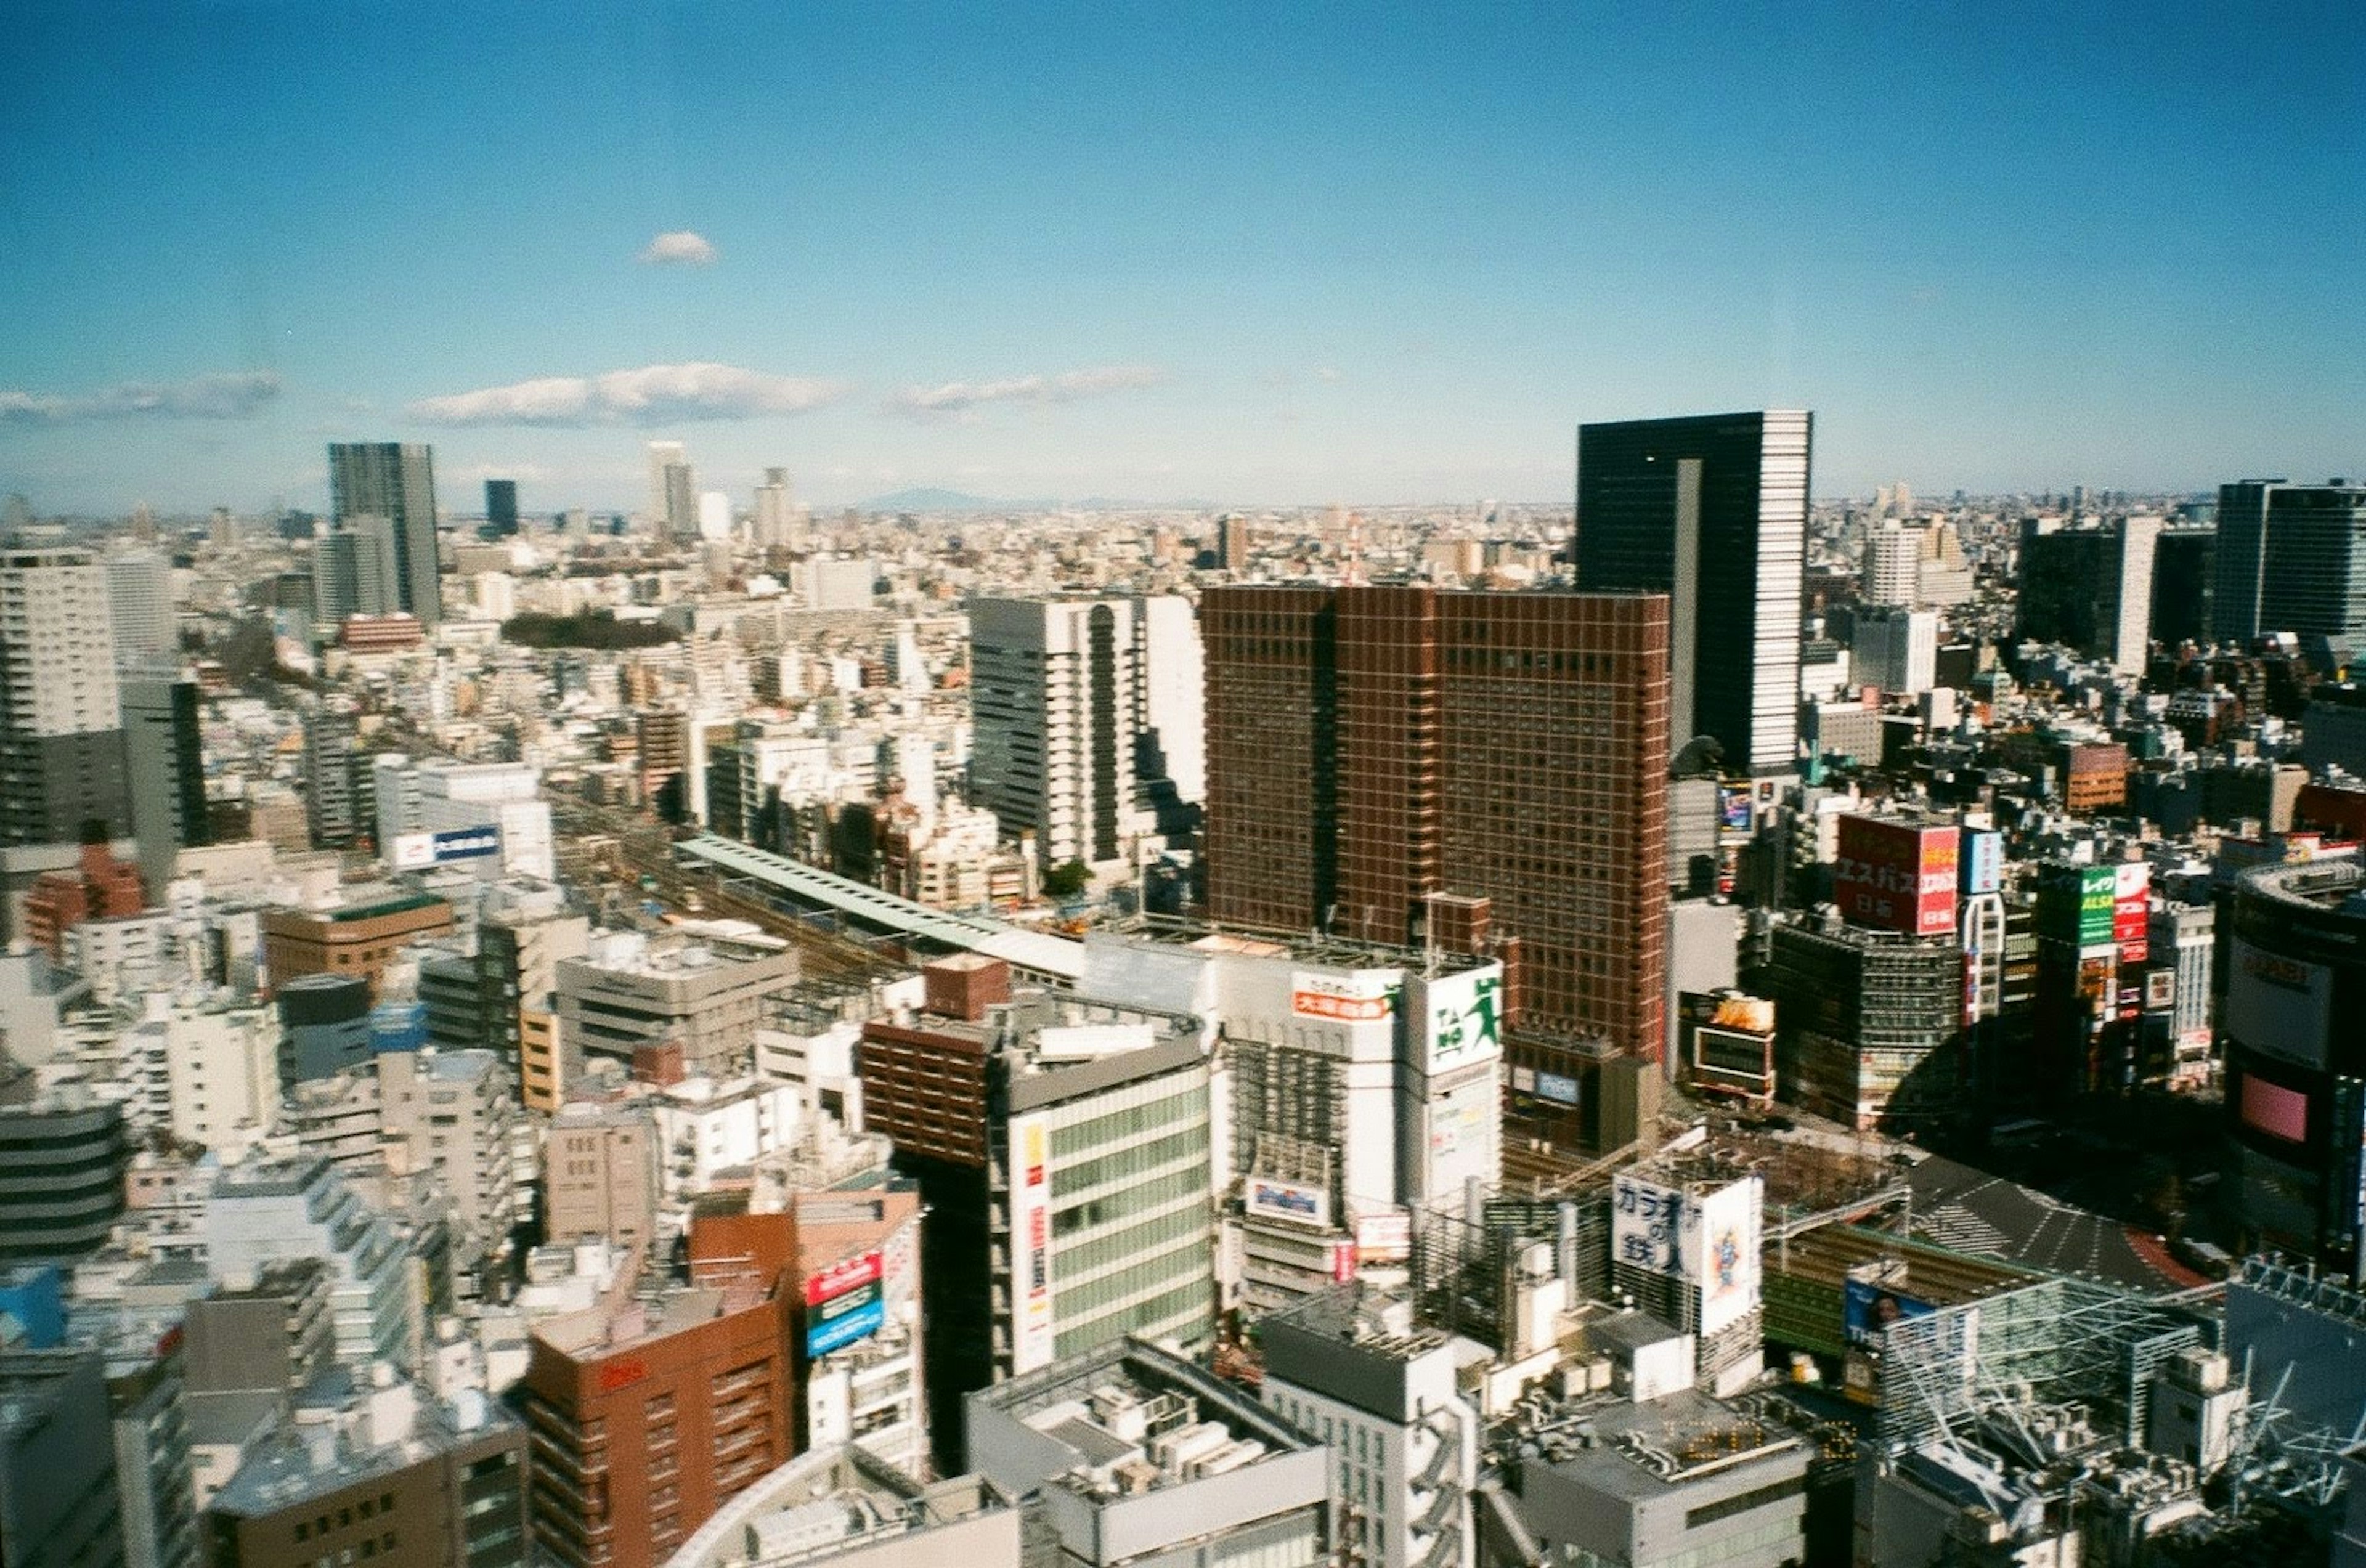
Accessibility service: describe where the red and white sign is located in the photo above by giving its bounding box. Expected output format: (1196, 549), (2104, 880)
(805, 1250), (883, 1307)
(1834, 816), (1959, 936)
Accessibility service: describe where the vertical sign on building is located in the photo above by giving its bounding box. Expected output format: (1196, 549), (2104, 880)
(1009, 1115), (1055, 1372)
(2112, 863), (2150, 964)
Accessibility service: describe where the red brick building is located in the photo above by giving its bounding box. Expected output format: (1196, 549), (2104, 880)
(21, 835), (146, 959)
(518, 1280), (792, 1568)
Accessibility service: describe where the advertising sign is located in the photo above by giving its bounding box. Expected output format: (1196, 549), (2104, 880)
(1693, 1025), (1774, 1087)
(2238, 1074), (2309, 1144)
(808, 1294), (887, 1357)
(1612, 1174), (1685, 1275)
(1688, 1176), (1763, 1335)
(1833, 816), (1959, 936)
(1291, 969), (1396, 1023)
(1720, 787), (1754, 835)
(1416, 965), (1505, 1074)
(2224, 938), (2333, 1069)
(1535, 1071), (1579, 1106)
(1844, 1278), (1937, 1349)
(1246, 1176), (1331, 1230)
(1356, 1211), (1412, 1265)
(1009, 1115), (1054, 1371)
(391, 826), (502, 869)
(804, 1251), (882, 1307)
(2144, 969), (2176, 1012)
(1960, 829), (2004, 896)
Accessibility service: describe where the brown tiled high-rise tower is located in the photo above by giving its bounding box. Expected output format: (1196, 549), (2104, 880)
(1204, 583), (1670, 1083)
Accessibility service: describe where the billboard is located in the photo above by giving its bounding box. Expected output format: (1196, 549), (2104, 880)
(1534, 1071), (1580, 1106)
(1844, 1278), (1938, 1349)
(1356, 1211), (1412, 1265)
(1009, 1115), (1054, 1371)
(1246, 1176), (1331, 1230)
(1960, 829), (2004, 896)
(1833, 816), (1959, 936)
(1415, 965), (1505, 1074)
(1612, 1174), (1684, 1275)
(2039, 864), (2120, 946)
(803, 1249), (886, 1358)
(2224, 938), (2333, 1070)
(390, 825), (502, 870)
(1291, 969), (1396, 1023)
(1720, 787), (1754, 835)
(2238, 1074), (2309, 1144)
(1693, 1025), (1774, 1086)
(1689, 1176), (1763, 1335)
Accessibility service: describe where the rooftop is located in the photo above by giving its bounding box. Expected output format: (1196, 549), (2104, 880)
(207, 1365), (516, 1519)
(668, 1444), (1015, 1568)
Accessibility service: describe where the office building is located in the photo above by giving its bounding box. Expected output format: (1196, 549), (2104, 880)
(0, 546), (134, 845)
(964, 1338), (1334, 1568)
(105, 550), (177, 665)
(202, 1154), (422, 1371)
(376, 1049), (526, 1278)
(646, 441), (686, 526)
(752, 467), (797, 550)
(0, 1347), (124, 1567)
(1574, 410), (1810, 774)
(1216, 513), (1251, 572)
(2222, 858), (2366, 1284)
(542, 1102), (659, 1253)
(261, 892), (455, 999)
(118, 675), (209, 885)
(967, 596), (1198, 869)
(859, 961), (1214, 1465)
(554, 930), (799, 1076)
(1201, 583), (1670, 1097)
(1863, 518), (1920, 606)
(2216, 479), (2366, 644)
(1765, 917), (1966, 1131)
(373, 758), (555, 882)
(299, 710), (372, 850)
(0, 1085), (130, 1264)
(519, 1276), (795, 1568)
(20, 832), (147, 959)
(201, 1367), (527, 1568)
(1259, 1286), (1481, 1568)
(482, 477), (518, 537)
(2016, 515), (2161, 675)
(1853, 604), (1937, 695)
(276, 973), (375, 1083)
(2150, 524), (2216, 648)
(664, 463), (699, 543)
(327, 442), (441, 630)
(666, 1447), (1016, 1568)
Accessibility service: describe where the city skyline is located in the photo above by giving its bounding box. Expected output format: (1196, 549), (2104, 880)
(4, 4), (2362, 514)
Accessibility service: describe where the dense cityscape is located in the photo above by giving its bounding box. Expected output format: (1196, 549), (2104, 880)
(0, 421), (2362, 1568)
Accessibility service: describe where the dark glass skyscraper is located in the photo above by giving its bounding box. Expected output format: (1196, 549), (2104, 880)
(2214, 478), (2366, 646)
(1574, 410), (1811, 776)
(484, 477), (519, 537)
(327, 442), (441, 628)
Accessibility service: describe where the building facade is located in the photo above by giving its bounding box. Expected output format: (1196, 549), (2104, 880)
(327, 442), (442, 630)
(1574, 410), (1811, 775)
(0, 546), (134, 846)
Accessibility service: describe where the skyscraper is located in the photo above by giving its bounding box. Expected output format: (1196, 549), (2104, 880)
(2213, 479), (2366, 646)
(2015, 516), (2160, 675)
(483, 477), (519, 537)
(326, 442), (441, 628)
(967, 596), (1198, 869)
(646, 440), (685, 524)
(1574, 410), (1810, 776)
(104, 550), (177, 666)
(120, 675), (209, 885)
(1862, 519), (1920, 607)
(0, 546), (134, 845)
(1202, 583), (1670, 1074)
(663, 462), (698, 542)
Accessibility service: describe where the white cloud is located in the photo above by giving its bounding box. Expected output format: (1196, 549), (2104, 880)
(885, 363), (1166, 420)
(639, 230), (717, 266)
(405, 362), (848, 427)
(0, 370), (281, 425)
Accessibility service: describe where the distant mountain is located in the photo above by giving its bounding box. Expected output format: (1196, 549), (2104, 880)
(856, 487), (1225, 514)
(856, 487), (1007, 513)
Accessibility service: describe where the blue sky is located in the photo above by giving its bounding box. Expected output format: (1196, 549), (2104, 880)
(2, 2), (2360, 514)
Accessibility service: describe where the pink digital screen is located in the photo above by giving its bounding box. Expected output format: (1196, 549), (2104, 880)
(2240, 1076), (2309, 1143)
